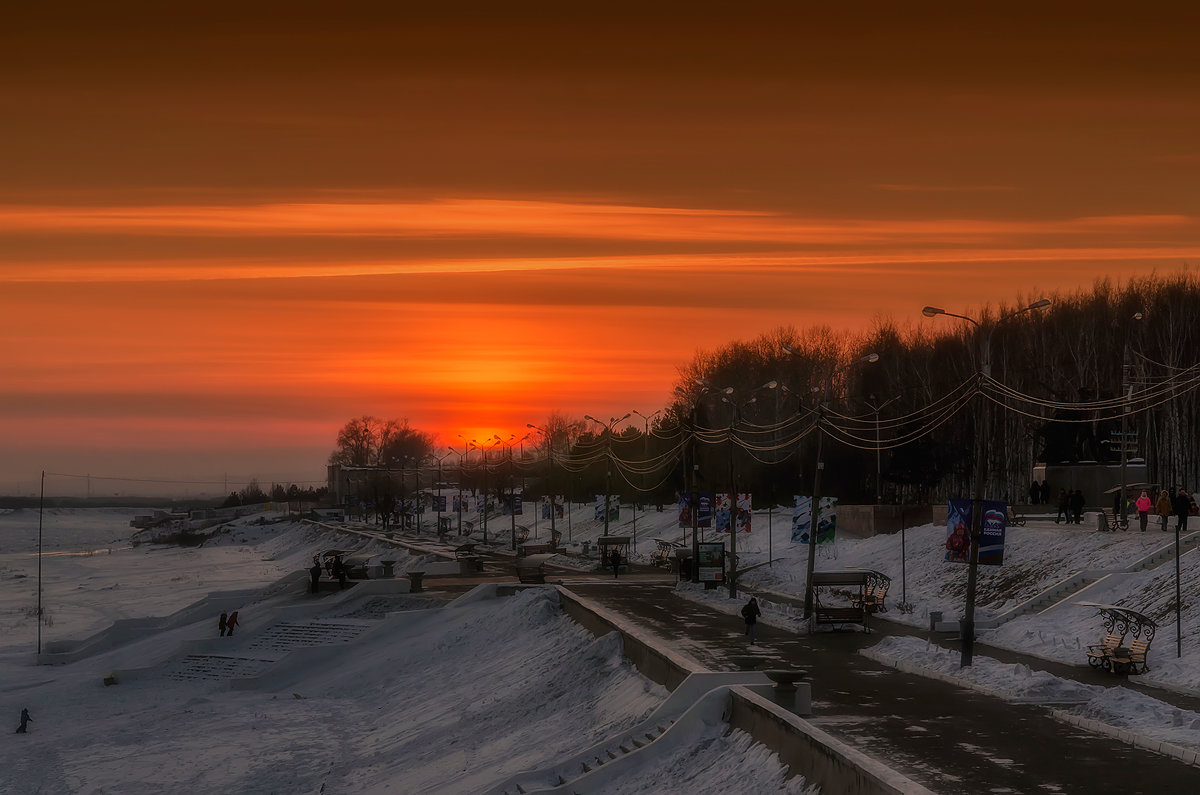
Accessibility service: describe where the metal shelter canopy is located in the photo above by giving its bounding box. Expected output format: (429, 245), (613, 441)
(1073, 601), (1158, 641)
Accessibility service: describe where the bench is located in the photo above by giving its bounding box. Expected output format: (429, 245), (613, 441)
(850, 571), (890, 614)
(1077, 602), (1157, 675)
(520, 542), (552, 556)
(454, 543), (483, 574)
(1109, 637), (1152, 675)
(650, 540), (681, 568)
(1086, 634), (1123, 671)
(813, 602), (870, 631)
(515, 553), (553, 584)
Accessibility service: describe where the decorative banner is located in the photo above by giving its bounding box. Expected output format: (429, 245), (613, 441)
(452, 494), (466, 513)
(792, 496), (837, 544)
(945, 498), (1007, 565)
(514, 494), (522, 516)
(594, 495), (619, 522)
(737, 493), (752, 533)
(697, 494), (712, 528)
(715, 494), (752, 532)
(677, 492), (691, 528)
(696, 542), (726, 583)
(542, 496), (565, 519)
(715, 493), (732, 532)
(434, 494), (447, 512)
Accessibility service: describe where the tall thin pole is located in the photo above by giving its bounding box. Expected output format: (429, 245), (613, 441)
(803, 398), (826, 619)
(728, 407), (738, 599)
(37, 470), (43, 658)
(1177, 518), (1183, 657)
(961, 330), (991, 667)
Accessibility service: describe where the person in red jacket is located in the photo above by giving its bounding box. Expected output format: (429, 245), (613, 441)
(1135, 490), (1153, 532)
(225, 611), (240, 637)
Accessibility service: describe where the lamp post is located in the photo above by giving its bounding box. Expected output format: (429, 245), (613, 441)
(448, 445), (466, 535)
(786, 350), (879, 618)
(437, 451), (454, 537)
(37, 470), (43, 658)
(630, 409), (662, 554)
(717, 393), (746, 598)
(584, 414), (631, 537)
(675, 386), (705, 583)
(1117, 312), (1144, 530)
(528, 423), (558, 549)
(923, 298), (1050, 666)
(864, 394), (899, 505)
(501, 433), (529, 551)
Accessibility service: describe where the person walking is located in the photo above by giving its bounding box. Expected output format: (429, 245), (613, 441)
(309, 557), (322, 594)
(334, 556), (348, 590)
(1055, 489), (1070, 523)
(225, 610), (239, 637)
(1028, 481), (1041, 506)
(1069, 489), (1085, 524)
(741, 597), (761, 645)
(15, 708), (31, 734)
(1156, 489), (1173, 531)
(609, 547), (621, 579)
(218, 611), (228, 637)
(1174, 488), (1192, 533)
(1040, 480), (1050, 505)
(1135, 490), (1152, 532)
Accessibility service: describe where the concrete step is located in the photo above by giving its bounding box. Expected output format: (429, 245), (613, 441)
(167, 654), (275, 681)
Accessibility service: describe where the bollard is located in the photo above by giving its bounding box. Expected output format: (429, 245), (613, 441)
(929, 611), (943, 631)
(408, 571), (424, 593)
(380, 560), (395, 578)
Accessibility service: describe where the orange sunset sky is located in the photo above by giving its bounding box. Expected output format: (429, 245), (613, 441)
(3, 4), (1198, 495)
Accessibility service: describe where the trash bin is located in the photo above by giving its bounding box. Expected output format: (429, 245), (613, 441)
(581, 541), (591, 556)
(929, 611), (943, 631)
(408, 571), (424, 593)
(380, 560), (395, 578)
(676, 552), (693, 581)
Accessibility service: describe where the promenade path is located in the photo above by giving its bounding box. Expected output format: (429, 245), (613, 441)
(564, 578), (1200, 795)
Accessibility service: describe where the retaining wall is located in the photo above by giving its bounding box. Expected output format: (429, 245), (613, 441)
(555, 586), (932, 795)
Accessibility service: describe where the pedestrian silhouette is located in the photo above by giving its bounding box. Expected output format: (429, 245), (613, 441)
(218, 611), (228, 637)
(226, 610), (239, 636)
(15, 708), (31, 733)
(741, 597), (761, 645)
(610, 548), (621, 578)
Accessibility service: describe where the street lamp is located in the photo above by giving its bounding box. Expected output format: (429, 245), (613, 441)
(785, 349), (879, 619)
(630, 409), (662, 554)
(923, 298), (1050, 666)
(675, 385), (706, 583)
(528, 423), (559, 547)
(584, 414), (631, 537)
(448, 444), (466, 535)
(864, 394), (899, 505)
(436, 450), (455, 537)
(500, 433), (529, 551)
(1117, 311), (1144, 530)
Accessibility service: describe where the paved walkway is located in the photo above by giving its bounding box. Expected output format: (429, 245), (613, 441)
(564, 579), (1200, 795)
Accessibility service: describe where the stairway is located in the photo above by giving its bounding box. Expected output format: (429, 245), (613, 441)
(166, 619), (377, 681)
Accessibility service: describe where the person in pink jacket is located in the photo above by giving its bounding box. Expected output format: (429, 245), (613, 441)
(1135, 489), (1153, 532)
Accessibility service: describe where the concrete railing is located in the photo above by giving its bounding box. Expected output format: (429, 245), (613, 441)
(555, 586), (932, 795)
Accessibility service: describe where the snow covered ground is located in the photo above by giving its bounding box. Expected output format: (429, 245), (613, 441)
(4, 502), (1200, 791)
(0, 508), (805, 793)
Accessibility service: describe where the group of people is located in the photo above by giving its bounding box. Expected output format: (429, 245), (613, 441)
(217, 610), (240, 637)
(309, 554), (348, 593)
(1054, 489), (1088, 524)
(1027, 480), (1053, 504)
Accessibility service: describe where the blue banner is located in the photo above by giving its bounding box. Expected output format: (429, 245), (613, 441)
(945, 498), (1007, 565)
